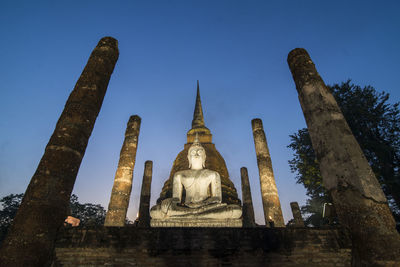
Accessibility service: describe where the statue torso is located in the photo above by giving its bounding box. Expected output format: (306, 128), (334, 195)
(175, 169), (218, 204)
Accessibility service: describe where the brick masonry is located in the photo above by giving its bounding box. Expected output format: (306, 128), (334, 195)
(53, 227), (351, 266)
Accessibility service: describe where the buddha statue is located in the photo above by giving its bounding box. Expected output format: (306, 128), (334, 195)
(150, 135), (242, 225)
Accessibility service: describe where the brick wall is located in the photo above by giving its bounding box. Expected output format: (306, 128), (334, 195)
(53, 227), (351, 266)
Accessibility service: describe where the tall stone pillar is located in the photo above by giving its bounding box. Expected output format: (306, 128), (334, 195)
(0, 37), (119, 267)
(241, 167), (256, 227)
(138, 160), (153, 227)
(105, 115), (141, 226)
(251, 119), (285, 227)
(290, 202), (304, 227)
(287, 48), (400, 265)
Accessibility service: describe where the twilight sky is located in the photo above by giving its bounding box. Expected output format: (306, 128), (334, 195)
(1, 1), (399, 224)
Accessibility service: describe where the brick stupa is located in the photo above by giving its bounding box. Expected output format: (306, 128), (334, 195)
(157, 81), (241, 206)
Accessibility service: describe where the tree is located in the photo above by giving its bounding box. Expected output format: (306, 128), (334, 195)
(0, 193), (106, 244)
(288, 80), (400, 227)
(69, 194), (106, 226)
(0, 194), (24, 243)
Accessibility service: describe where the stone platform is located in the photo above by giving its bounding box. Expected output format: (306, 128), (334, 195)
(150, 218), (242, 227)
(53, 226), (352, 266)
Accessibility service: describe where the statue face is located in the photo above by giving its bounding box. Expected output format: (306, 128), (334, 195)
(188, 147), (206, 169)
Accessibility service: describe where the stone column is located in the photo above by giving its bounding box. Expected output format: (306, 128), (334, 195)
(290, 202), (304, 227)
(105, 115), (141, 226)
(0, 37), (119, 267)
(241, 167), (256, 227)
(138, 160), (153, 227)
(251, 119), (285, 227)
(287, 48), (400, 265)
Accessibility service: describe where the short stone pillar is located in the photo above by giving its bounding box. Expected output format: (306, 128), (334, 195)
(0, 37), (119, 267)
(105, 115), (141, 226)
(290, 202), (304, 227)
(138, 161), (153, 227)
(287, 48), (400, 265)
(251, 119), (285, 227)
(240, 167), (256, 227)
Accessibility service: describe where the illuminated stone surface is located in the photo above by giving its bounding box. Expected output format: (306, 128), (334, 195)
(105, 115), (141, 226)
(150, 135), (242, 227)
(64, 216), (80, 227)
(288, 48), (400, 265)
(251, 118), (285, 227)
(0, 37), (119, 267)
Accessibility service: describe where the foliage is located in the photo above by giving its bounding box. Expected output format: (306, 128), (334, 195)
(0, 194), (24, 243)
(0, 193), (106, 243)
(69, 194), (106, 226)
(288, 80), (400, 226)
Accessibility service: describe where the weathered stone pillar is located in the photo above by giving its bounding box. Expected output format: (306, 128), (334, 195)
(290, 202), (304, 227)
(251, 119), (285, 227)
(0, 37), (119, 267)
(287, 48), (400, 265)
(240, 167), (256, 227)
(138, 160), (153, 227)
(105, 115), (141, 226)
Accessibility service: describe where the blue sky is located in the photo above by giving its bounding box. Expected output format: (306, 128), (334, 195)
(1, 1), (399, 224)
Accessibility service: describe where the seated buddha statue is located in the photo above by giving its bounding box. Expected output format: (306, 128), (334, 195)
(150, 135), (242, 220)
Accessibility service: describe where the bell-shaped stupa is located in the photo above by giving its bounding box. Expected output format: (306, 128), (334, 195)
(157, 81), (241, 205)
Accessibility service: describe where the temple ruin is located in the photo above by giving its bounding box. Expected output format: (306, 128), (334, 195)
(1, 37), (399, 266)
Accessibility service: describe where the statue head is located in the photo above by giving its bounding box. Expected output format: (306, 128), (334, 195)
(188, 134), (206, 169)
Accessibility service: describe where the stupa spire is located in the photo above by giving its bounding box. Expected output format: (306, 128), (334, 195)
(192, 80), (205, 128)
(187, 80), (211, 143)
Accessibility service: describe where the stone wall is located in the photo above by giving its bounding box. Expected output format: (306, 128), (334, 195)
(53, 227), (351, 266)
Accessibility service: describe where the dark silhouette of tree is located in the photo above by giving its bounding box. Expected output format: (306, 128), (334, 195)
(0, 194), (24, 243)
(0, 193), (106, 244)
(69, 194), (106, 226)
(288, 80), (400, 227)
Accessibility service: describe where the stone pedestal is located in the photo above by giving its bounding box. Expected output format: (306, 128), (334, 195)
(150, 218), (242, 227)
(0, 37), (119, 267)
(251, 118), (285, 227)
(287, 48), (400, 265)
(241, 167), (256, 227)
(138, 161), (153, 228)
(105, 115), (141, 226)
